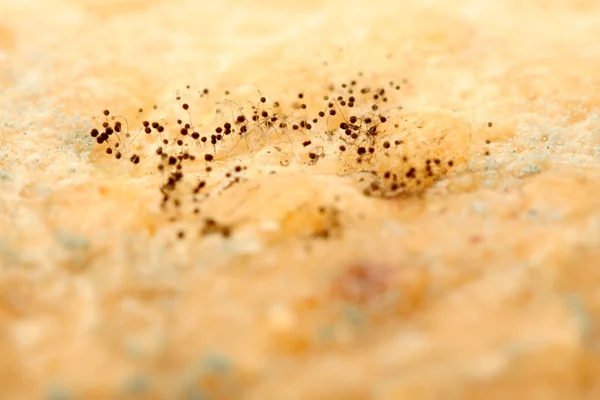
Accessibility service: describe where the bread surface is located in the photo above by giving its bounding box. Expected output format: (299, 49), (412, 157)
(2, 0), (600, 398)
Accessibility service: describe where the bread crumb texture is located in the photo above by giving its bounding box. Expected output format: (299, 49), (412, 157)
(2, 0), (600, 398)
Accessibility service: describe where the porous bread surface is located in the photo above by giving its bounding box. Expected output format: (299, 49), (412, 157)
(2, 0), (600, 398)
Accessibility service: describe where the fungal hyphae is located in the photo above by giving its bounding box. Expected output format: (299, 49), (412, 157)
(89, 73), (469, 240)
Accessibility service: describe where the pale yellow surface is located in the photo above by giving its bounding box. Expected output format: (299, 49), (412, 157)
(2, 0), (600, 399)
